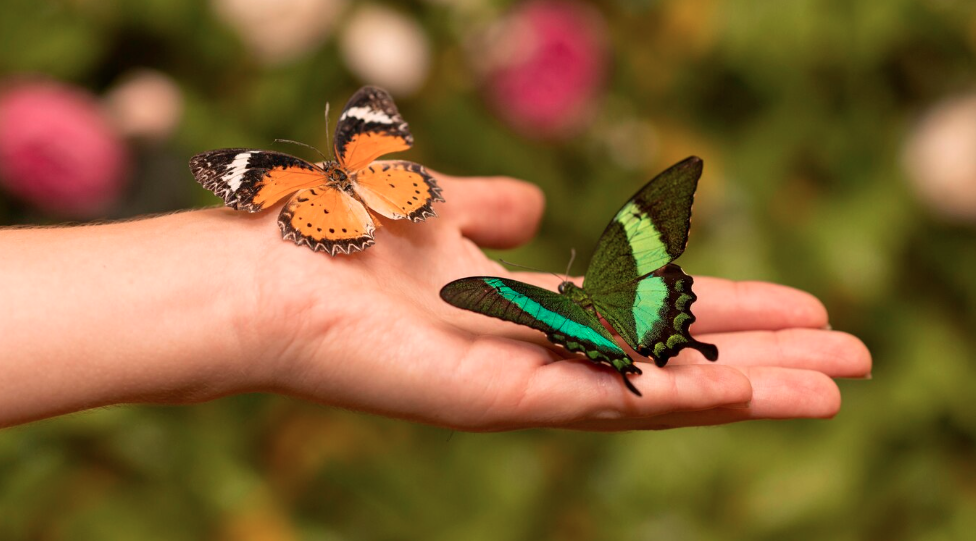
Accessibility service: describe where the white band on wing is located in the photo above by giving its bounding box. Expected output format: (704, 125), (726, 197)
(340, 106), (395, 124)
(226, 151), (254, 193)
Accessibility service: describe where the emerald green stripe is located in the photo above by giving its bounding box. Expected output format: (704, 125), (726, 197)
(484, 278), (620, 351)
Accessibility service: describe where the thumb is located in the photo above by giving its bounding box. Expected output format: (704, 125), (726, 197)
(432, 171), (545, 249)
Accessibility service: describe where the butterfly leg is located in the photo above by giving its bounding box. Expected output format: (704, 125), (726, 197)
(611, 359), (643, 397)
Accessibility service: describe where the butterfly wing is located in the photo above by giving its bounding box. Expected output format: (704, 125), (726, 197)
(440, 277), (644, 395)
(351, 160), (444, 221)
(583, 157), (717, 365)
(590, 265), (718, 367)
(334, 86), (413, 172)
(585, 156), (703, 285)
(190, 149), (327, 212)
(278, 186), (376, 256)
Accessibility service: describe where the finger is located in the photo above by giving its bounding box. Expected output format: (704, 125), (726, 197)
(498, 362), (754, 429)
(674, 328), (872, 378)
(649, 367), (841, 425)
(690, 277), (829, 333)
(565, 367), (841, 430)
(507, 275), (829, 333)
(431, 171), (545, 249)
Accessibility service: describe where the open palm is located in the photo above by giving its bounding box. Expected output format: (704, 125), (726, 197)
(240, 172), (871, 431)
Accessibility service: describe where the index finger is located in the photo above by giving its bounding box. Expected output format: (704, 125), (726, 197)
(431, 171), (545, 249)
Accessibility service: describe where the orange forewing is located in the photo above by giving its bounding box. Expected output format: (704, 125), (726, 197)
(252, 166), (329, 209)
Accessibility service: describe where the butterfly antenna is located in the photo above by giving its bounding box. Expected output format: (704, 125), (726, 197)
(498, 258), (563, 283)
(274, 138), (329, 163)
(563, 248), (577, 280)
(323, 102), (333, 159)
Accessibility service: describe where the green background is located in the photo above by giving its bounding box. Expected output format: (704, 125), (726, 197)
(2, 1), (976, 539)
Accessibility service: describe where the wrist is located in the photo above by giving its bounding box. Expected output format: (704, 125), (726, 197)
(130, 208), (285, 403)
(0, 209), (278, 425)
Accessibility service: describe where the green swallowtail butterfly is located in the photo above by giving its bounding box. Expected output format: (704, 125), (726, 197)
(439, 156), (718, 396)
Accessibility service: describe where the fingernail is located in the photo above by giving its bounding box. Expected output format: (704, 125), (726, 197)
(724, 401), (752, 409)
(839, 373), (872, 380)
(823, 323), (833, 330)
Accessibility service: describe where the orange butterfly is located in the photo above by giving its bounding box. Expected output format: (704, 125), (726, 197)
(190, 86), (444, 255)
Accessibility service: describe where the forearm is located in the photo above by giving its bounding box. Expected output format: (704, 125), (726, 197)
(0, 209), (265, 427)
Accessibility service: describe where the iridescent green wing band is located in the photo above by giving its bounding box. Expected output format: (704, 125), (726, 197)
(584, 156), (703, 291)
(439, 277), (630, 366)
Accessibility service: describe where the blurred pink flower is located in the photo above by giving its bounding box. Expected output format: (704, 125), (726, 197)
(0, 79), (129, 218)
(478, 0), (609, 140)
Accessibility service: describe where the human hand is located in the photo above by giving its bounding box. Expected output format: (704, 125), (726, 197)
(233, 172), (872, 431)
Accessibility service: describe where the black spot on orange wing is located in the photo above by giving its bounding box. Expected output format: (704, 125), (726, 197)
(351, 160), (444, 221)
(277, 187), (376, 256)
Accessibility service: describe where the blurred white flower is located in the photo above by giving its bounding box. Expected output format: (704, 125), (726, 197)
(103, 69), (184, 142)
(213, 0), (346, 64)
(339, 5), (431, 97)
(904, 94), (976, 223)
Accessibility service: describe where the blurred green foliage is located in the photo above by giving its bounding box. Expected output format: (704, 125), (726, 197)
(3, 0), (976, 539)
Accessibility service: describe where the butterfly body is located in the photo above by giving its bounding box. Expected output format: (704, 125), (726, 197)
(557, 281), (594, 312)
(441, 157), (717, 396)
(190, 86), (443, 256)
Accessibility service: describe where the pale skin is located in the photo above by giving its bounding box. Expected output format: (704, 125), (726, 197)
(0, 172), (871, 430)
